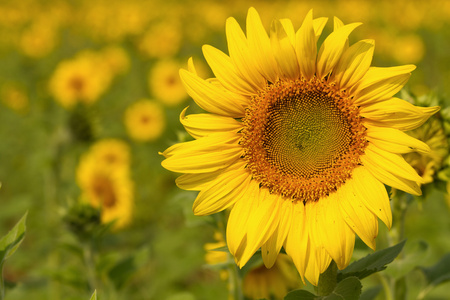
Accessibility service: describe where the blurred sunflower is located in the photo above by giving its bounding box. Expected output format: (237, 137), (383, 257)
(77, 146), (133, 230)
(204, 231), (230, 281)
(101, 46), (130, 76)
(1, 82), (28, 112)
(243, 254), (301, 300)
(49, 52), (112, 108)
(89, 138), (131, 169)
(124, 99), (165, 142)
(149, 60), (187, 106)
(161, 8), (439, 284)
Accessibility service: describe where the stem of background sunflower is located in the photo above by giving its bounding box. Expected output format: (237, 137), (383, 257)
(0, 262), (4, 300)
(316, 260), (337, 296)
(229, 261), (243, 300)
(82, 241), (99, 292)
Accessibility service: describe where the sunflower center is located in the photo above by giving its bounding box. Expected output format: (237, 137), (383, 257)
(241, 79), (367, 202)
(92, 175), (117, 208)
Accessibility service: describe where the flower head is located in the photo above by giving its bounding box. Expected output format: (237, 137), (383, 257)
(124, 100), (166, 142)
(161, 8), (438, 284)
(77, 140), (133, 229)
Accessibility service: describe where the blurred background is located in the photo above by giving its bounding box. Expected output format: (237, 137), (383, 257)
(0, 0), (450, 299)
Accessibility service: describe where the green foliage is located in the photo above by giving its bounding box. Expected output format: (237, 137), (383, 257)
(338, 240), (406, 281)
(284, 277), (362, 300)
(89, 290), (97, 300)
(0, 212), (27, 299)
(0, 212), (27, 264)
(419, 253), (450, 288)
(359, 286), (382, 300)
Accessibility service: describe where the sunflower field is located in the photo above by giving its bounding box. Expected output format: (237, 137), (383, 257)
(1, 0), (450, 299)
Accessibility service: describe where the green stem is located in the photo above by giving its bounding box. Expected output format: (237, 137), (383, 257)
(377, 273), (394, 300)
(317, 261), (338, 296)
(82, 241), (98, 292)
(0, 262), (4, 300)
(229, 261), (243, 300)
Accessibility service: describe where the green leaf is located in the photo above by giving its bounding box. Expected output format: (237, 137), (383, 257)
(90, 290), (97, 300)
(384, 240), (429, 279)
(0, 212), (27, 263)
(107, 247), (150, 290)
(419, 253), (450, 286)
(338, 240), (406, 281)
(284, 289), (317, 300)
(359, 286), (382, 300)
(323, 277), (362, 300)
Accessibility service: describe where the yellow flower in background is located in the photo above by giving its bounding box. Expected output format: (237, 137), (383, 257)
(391, 34), (425, 64)
(204, 231), (230, 281)
(101, 46), (130, 76)
(161, 8), (439, 284)
(404, 117), (448, 185)
(124, 100), (165, 142)
(243, 254), (301, 300)
(89, 139), (131, 170)
(19, 18), (58, 58)
(149, 60), (187, 106)
(1, 82), (28, 112)
(77, 143), (133, 230)
(138, 20), (182, 58)
(49, 52), (112, 108)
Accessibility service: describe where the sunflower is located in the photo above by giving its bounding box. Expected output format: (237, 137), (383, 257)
(243, 254), (301, 300)
(124, 99), (166, 142)
(149, 60), (188, 106)
(161, 8), (439, 284)
(77, 146), (133, 229)
(49, 52), (112, 108)
(89, 138), (131, 169)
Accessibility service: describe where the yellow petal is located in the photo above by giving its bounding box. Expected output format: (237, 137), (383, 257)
(193, 169), (251, 215)
(270, 19), (300, 80)
(309, 194), (355, 270)
(333, 17), (349, 51)
(296, 10), (316, 80)
(361, 150), (422, 195)
(187, 57), (197, 75)
(284, 203), (309, 282)
(162, 133), (242, 173)
(162, 131), (240, 157)
(366, 126), (431, 154)
(261, 200), (293, 268)
(360, 97), (440, 131)
(365, 144), (424, 183)
(239, 189), (281, 267)
(202, 45), (258, 96)
(246, 7), (279, 83)
(179, 69), (247, 117)
(316, 22), (362, 78)
(333, 39), (374, 89)
(227, 181), (260, 259)
(337, 179), (378, 250)
(313, 17), (328, 42)
(175, 160), (246, 191)
(180, 107), (243, 139)
(352, 167), (392, 229)
(226, 17), (266, 90)
(279, 18), (296, 45)
(333, 16), (345, 30)
(353, 65), (415, 105)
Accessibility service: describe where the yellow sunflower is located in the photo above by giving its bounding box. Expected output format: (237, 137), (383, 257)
(124, 99), (166, 142)
(149, 60), (188, 106)
(243, 254), (301, 300)
(161, 8), (439, 285)
(77, 148), (133, 230)
(89, 138), (131, 169)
